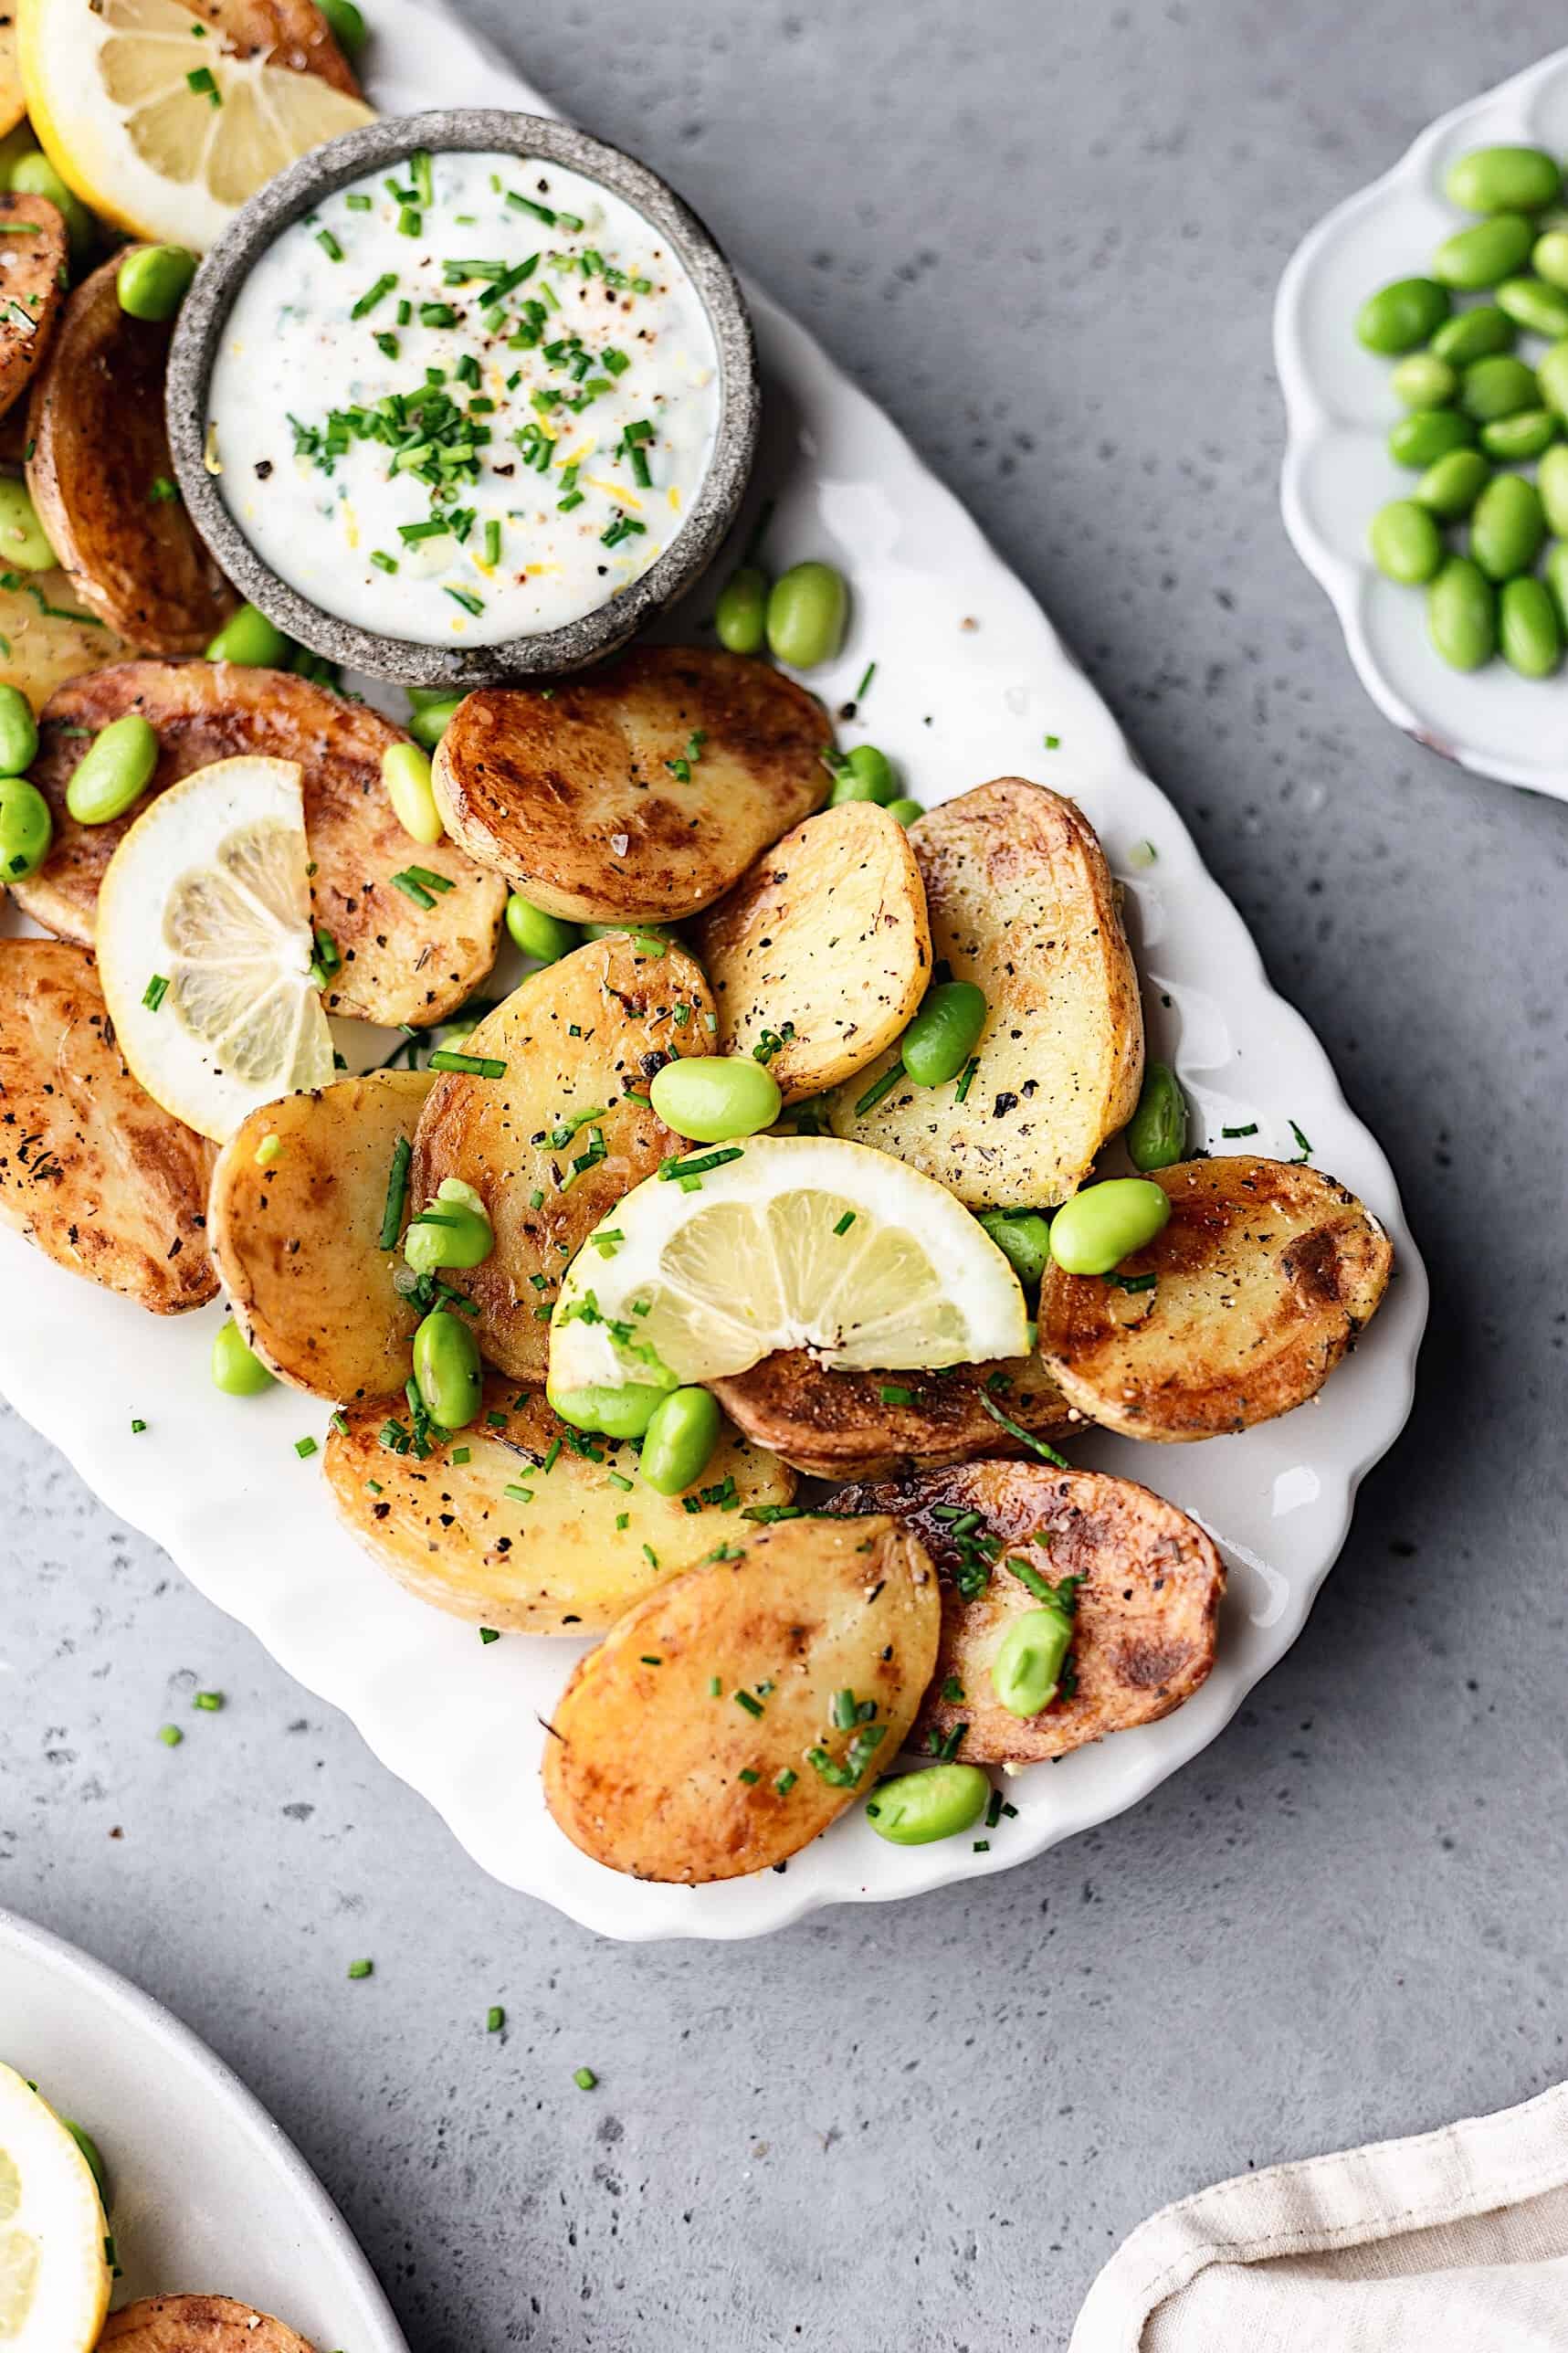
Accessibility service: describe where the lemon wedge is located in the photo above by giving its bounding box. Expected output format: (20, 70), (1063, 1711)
(548, 1133), (1029, 1394)
(95, 754), (335, 1143)
(16, 0), (373, 249)
(0, 2063), (110, 2353)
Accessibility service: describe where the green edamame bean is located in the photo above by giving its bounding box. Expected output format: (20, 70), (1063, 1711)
(1479, 407), (1557, 460)
(865, 1763), (990, 1846)
(404, 1176), (494, 1275)
(116, 243), (197, 322)
(1387, 407), (1474, 468)
(406, 686), (452, 711)
(1415, 447), (1491, 518)
(8, 152), (95, 265)
(1458, 353), (1539, 423)
(1495, 275), (1568, 341)
(1433, 213), (1536, 290)
(1369, 499), (1444, 585)
(1125, 1059), (1190, 1170)
(1354, 276), (1450, 354)
(901, 980), (987, 1089)
(714, 565), (769, 655)
(843, 744), (898, 803)
(1470, 471), (1545, 581)
(506, 894), (581, 963)
(0, 479), (56, 571)
(0, 776), (52, 880)
(765, 561), (848, 670)
(1048, 1176), (1171, 1276)
(548, 1380), (668, 1439)
(1499, 575), (1563, 678)
(1542, 446), (1568, 535)
(408, 694), (462, 750)
(1536, 337), (1568, 419)
(0, 125), (40, 193)
(884, 797), (922, 827)
(827, 762), (879, 805)
(0, 684), (38, 777)
(1389, 353), (1458, 409)
(65, 715), (159, 826)
(991, 1604), (1074, 1718)
(583, 920), (675, 942)
(648, 1053), (782, 1141)
(412, 1306), (482, 1431)
(1445, 145), (1563, 216)
(382, 740), (443, 846)
(1544, 539), (1568, 630)
(292, 648), (340, 689)
(1431, 305), (1516, 364)
(205, 603), (290, 667)
(1426, 556), (1497, 670)
(317, 0), (368, 53)
(1533, 230), (1568, 290)
(211, 1320), (275, 1397)
(977, 1209), (1052, 1290)
(639, 1386), (721, 1496)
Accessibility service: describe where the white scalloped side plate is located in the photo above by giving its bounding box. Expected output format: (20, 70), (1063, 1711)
(1277, 46), (1568, 797)
(0, 0), (1426, 1939)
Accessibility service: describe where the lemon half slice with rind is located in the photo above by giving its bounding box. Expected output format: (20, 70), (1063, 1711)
(0, 2062), (110, 2353)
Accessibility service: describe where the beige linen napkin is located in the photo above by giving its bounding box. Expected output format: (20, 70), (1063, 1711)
(1070, 2082), (1568, 2350)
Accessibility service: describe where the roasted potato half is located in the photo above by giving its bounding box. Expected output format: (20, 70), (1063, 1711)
(0, 566), (131, 712)
(830, 1460), (1224, 1765)
(543, 1513), (941, 1882)
(208, 1071), (435, 1401)
(99, 2295), (316, 2353)
(0, 195), (69, 425)
(1037, 1155), (1394, 1441)
(411, 934), (714, 1384)
(11, 660), (506, 1027)
(693, 801), (931, 1102)
(432, 647), (828, 922)
(712, 1348), (1078, 1481)
(0, 938), (217, 1312)
(826, 778), (1144, 1208)
(326, 1374), (796, 1632)
(205, 0), (365, 95)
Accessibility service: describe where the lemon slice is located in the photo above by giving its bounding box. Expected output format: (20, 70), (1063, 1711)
(0, 26), (25, 140)
(548, 1133), (1029, 1394)
(95, 754), (335, 1143)
(0, 2063), (110, 2353)
(17, 0), (373, 249)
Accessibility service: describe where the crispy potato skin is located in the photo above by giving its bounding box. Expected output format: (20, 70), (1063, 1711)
(432, 648), (829, 921)
(829, 1461), (1224, 1764)
(325, 1374), (795, 1632)
(207, 1071), (433, 1402)
(0, 195), (69, 425)
(0, 566), (131, 713)
(412, 935), (713, 1383)
(1037, 1155), (1394, 1441)
(712, 1348), (1079, 1481)
(203, 0), (363, 94)
(11, 661), (506, 1026)
(826, 778), (1144, 1208)
(98, 2295), (317, 2352)
(0, 939), (217, 1312)
(694, 801), (931, 1102)
(543, 1514), (941, 1882)
(26, 255), (236, 652)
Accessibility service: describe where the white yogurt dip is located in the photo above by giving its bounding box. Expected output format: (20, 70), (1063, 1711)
(208, 148), (722, 648)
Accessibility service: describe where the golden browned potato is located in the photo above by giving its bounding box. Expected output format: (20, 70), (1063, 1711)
(204, 0), (364, 94)
(825, 779), (1144, 1208)
(712, 1348), (1079, 1481)
(410, 934), (713, 1384)
(0, 195), (68, 424)
(431, 647), (829, 922)
(10, 661), (506, 1027)
(0, 938), (217, 1312)
(99, 2295), (317, 2353)
(325, 1374), (796, 1632)
(543, 1513), (941, 1883)
(207, 1071), (434, 1401)
(0, 566), (131, 713)
(1037, 1155), (1394, 1441)
(829, 1460), (1224, 1765)
(692, 801), (931, 1103)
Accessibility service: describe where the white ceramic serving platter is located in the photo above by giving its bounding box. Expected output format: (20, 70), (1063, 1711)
(0, 0), (1427, 1939)
(1278, 46), (1568, 799)
(0, 1905), (407, 2348)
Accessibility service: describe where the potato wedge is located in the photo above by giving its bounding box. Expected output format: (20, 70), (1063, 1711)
(207, 1071), (434, 1401)
(432, 647), (829, 922)
(205, 0), (364, 95)
(825, 779), (1144, 1208)
(10, 661), (506, 1026)
(0, 565), (131, 712)
(543, 1513), (940, 1882)
(829, 1460), (1224, 1764)
(99, 2295), (316, 2353)
(712, 1347), (1078, 1481)
(692, 801), (931, 1103)
(26, 252), (236, 651)
(410, 934), (714, 1384)
(326, 1373), (795, 1633)
(0, 938), (217, 1311)
(0, 195), (68, 425)
(1037, 1155), (1394, 1441)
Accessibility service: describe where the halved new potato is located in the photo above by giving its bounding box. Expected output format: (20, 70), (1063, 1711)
(0, 192), (68, 422)
(0, 938), (217, 1312)
(829, 1460), (1224, 1764)
(693, 800), (931, 1103)
(0, 565), (130, 712)
(543, 1513), (941, 1883)
(11, 660), (506, 1027)
(99, 2296), (316, 2352)
(432, 647), (829, 922)
(325, 1374), (796, 1633)
(205, 0), (364, 96)
(1037, 1155), (1394, 1440)
(411, 934), (714, 1385)
(712, 1347), (1079, 1480)
(826, 778), (1144, 1208)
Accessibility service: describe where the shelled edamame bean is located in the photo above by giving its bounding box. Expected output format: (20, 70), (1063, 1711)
(382, 741), (443, 846)
(412, 1307), (482, 1431)
(649, 1054), (782, 1141)
(864, 1764), (991, 1845)
(0, 776), (52, 880)
(0, 685), (38, 778)
(65, 715), (159, 826)
(765, 562), (848, 670)
(117, 244), (197, 322)
(506, 895), (581, 964)
(639, 1387), (721, 1496)
(976, 1208), (1053, 1289)
(211, 1321), (275, 1397)
(0, 480), (56, 571)
(1125, 1060), (1189, 1169)
(206, 603), (290, 667)
(900, 981), (987, 1088)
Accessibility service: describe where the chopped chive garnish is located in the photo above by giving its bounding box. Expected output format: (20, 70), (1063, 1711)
(347, 1958), (373, 1979)
(316, 228), (344, 262)
(503, 1483), (534, 1503)
(192, 1690), (224, 1712)
(1289, 1119), (1313, 1159)
(351, 272), (398, 319)
(397, 207), (422, 237)
(854, 1060), (904, 1116)
(346, 193), (372, 211)
(157, 1723), (183, 1746)
(379, 1135), (412, 1248)
(509, 193), (556, 224)
(446, 586), (485, 616)
(186, 63), (221, 102)
(855, 659), (877, 701)
(1221, 1122), (1258, 1138)
(879, 1384), (915, 1407)
(573, 2065), (597, 2090)
(775, 1767), (797, 1794)
(142, 974), (170, 1011)
(738, 1767), (761, 1785)
(487, 2006), (505, 2031)
(832, 1210), (856, 1236)
(483, 517), (501, 567)
(294, 1436), (318, 1460)
(131, 1418), (147, 1435)
(479, 1627), (500, 1643)
(426, 1049), (507, 1077)
(954, 1056), (980, 1104)
(371, 550), (398, 574)
(734, 1689), (764, 1718)
(977, 1388), (1069, 1469)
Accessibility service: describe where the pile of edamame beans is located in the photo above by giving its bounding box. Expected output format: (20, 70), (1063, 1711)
(1359, 143), (1568, 676)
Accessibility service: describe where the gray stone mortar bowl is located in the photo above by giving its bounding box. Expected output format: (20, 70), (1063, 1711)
(166, 109), (760, 691)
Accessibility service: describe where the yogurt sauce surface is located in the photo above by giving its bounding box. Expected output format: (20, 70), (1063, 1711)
(209, 148), (722, 648)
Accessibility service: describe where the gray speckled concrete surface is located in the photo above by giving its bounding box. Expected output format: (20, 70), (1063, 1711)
(5, 4), (1568, 2346)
